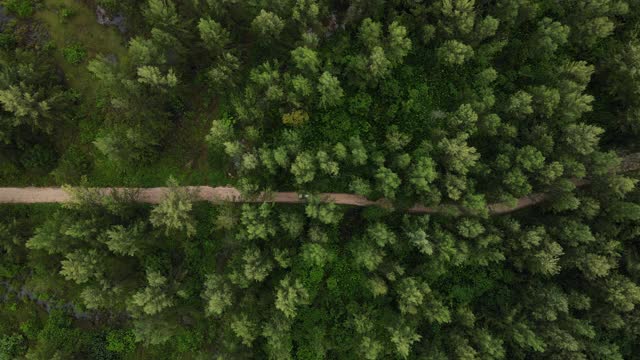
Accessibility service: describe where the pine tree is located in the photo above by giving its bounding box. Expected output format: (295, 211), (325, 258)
(202, 274), (233, 317)
(438, 40), (474, 65)
(275, 276), (310, 318)
(317, 71), (344, 108)
(251, 10), (285, 44)
(59, 249), (101, 284)
(198, 18), (230, 53)
(149, 178), (196, 237)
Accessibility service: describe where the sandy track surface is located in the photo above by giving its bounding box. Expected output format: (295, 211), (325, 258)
(0, 186), (382, 207)
(0, 152), (638, 215)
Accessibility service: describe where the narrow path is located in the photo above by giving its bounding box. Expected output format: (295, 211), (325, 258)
(0, 153), (638, 215)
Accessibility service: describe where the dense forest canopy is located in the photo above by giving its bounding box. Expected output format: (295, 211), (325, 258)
(1, 0), (640, 358)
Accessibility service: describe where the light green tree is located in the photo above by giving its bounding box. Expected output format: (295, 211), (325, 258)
(149, 178), (196, 237)
(207, 52), (241, 90)
(350, 177), (372, 197)
(262, 315), (294, 360)
(198, 18), (230, 53)
(279, 212), (305, 238)
(240, 203), (276, 241)
(202, 274), (233, 317)
(409, 157), (438, 194)
(291, 46), (320, 74)
(104, 222), (144, 256)
(129, 270), (174, 316)
(275, 276), (310, 318)
(305, 196), (343, 225)
(143, 0), (179, 29)
(132, 318), (175, 345)
(60, 249), (101, 284)
(359, 18), (383, 49)
(231, 313), (259, 347)
(251, 10), (285, 43)
(533, 18), (569, 54)
(317, 150), (339, 176)
(507, 90), (533, 118)
(564, 123), (604, 155)
(233, 246), (273, 285)
(438, 40), (474, 65)
(318, 71), (344, 108)
(396, 277), (430, 315)
(137, 66), (178, 89)
(387, 21), (412, 65)
(349, 136), (369, 166)
(375, 166), (401, 199)
(438, 134), (479, 175)
(291, 151), (316, 184)
(389, 325), (422, 359)
(301, 243), (333, 268)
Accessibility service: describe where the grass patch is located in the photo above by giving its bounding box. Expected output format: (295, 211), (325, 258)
(28, 0), (229, 188)
(35, 0), (127, 98)
(88, 105), (230, 187)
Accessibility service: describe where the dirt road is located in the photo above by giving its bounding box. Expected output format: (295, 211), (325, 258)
(0, 185), (607, 216)
(0, 186), (383, 207)
(0, 152), (638, 215)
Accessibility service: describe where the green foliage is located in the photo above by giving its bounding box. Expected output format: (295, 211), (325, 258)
(60, 249), (101, 284)
(4, 0), (33, 18)
(438, 40), (474, 65)
(3, 0), (640, 359)
(202, 274), (233, 317)
(62, 44), (87, 65)
(143, 0), (178, 28)
(106, 329), (136, 354)
(19, 144), (56, 171)
(251, 10), (284, 44)
(198, 18), (230, 53)
(149, 178), (196, 237)
(0, 334), (25, 359)
(317, 72), (344, 108)
(275, 276), (310, 318)
(375, 166), (401, 199)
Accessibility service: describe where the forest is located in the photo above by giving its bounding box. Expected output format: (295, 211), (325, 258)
(1, 0), (640, 358)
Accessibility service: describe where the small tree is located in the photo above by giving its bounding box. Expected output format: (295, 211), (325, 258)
(275, 276), (310, 318)
(231, 314), (259, 347)
(198, 18), (231, 53)
(143, 0), (179, 29)
(291, 151), (316, 184)
(202, 274), (233, 317)
(375, 166), (401, 199)
(104, 222), (144, 256)
(149, 178), (196, 237)
(438, 40), (474, 65)
(291, 46), (320, 74)
(251, 10), (285, 44)
(128, 270), (174, 316)
(317, 71), (344, 108)
(60, 249), (101, 284)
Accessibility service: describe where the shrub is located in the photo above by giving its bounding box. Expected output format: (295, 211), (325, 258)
(96, 0), (119, 13)
(105, 329), (136, 354)
(0, 33), (16, 50)
(59, 6), (75, 24)
(51, 145), (92, 184)
(19, 144), (56, 171)
(0, 334), (25, 359)
(4, 0), (34, 18)
(62, 44), (87, 65)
